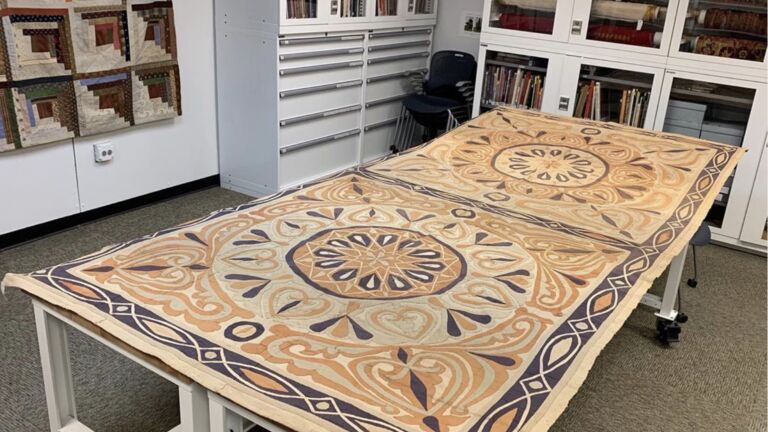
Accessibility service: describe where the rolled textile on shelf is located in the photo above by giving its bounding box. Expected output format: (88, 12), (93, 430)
(591, 1), (664, 22)
(495, 0), (557, 13)
(693, 35), (767, 61)
(698, 9), (767, 36)
(588, 24), (660, 47)
(500, 13), (556, 33)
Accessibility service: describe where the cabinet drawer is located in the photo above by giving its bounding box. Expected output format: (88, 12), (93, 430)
(367, 53), (430, 77)
(366, 75), (420, 100)
(279, 49), (364, 68)
(280, 108), (362, 149)
(279, 34), (365, 54)
(279, 130), (360, 188)
(365, 95), (409, 124)
(279, 61), (363, 91)
(363, 120), (398, 162)
(280, 80), (363, 119)
(368, 28), (432, 46)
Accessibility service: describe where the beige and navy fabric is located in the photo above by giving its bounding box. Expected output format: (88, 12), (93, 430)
(3, 108), (744, 432)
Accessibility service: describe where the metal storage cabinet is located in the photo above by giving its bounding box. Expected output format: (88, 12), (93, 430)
(215, 0), (437, 196)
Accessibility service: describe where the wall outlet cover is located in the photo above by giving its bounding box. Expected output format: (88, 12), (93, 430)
(94, 142), (115, 164)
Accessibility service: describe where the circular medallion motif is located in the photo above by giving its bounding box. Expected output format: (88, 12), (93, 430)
(492, 144), (608, 187)
(287, 226), (466, 300)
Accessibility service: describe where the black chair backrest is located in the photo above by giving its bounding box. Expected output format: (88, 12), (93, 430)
(426, 51), (477, 100)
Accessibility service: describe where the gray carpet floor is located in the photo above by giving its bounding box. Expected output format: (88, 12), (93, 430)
(0, 187), (765, 432)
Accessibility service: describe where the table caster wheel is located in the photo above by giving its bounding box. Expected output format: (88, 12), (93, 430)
(656, 318), (681, 344)
(676, 312), (689, 324)
(687, 278), (698, 288)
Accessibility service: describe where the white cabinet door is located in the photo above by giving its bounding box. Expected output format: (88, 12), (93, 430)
(569, 0), (679, 56)
(557, 55), (665, 129)
(328, 0), (371, 23)
(667, 0), (767, 76)
(473, 44), (565, 117)
(367, 0), (404, 22)
(740, 137), (768, 248)
(655, 70), (768, 240)
(482, 0), (573, 42)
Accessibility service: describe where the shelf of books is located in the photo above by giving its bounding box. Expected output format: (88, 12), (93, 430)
(480, 51), (548, 113)
(286, 0), (319, 19)
(338, 0), (367, 18)
(376, 0), (398, 16)
(675, 0), (767, 63)
(659, 77), (757, 227)
(572, 65), (654, 127)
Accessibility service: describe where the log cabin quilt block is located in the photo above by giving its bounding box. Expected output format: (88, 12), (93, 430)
(3, 109), (745, 432)
(0, 0), (180, 153)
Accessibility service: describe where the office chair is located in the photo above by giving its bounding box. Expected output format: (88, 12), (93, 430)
(687, 223), (711, 288)
(393, 51), (477, 152)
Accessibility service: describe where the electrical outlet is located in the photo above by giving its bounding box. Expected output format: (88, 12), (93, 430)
(93, 142), (114, 163)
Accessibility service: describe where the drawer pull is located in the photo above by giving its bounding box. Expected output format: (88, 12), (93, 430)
(368, 28), (432, 40)
(367, 68), (427, 83)
(365, 118), (399, 132)
(280, 80), (363, 98)
(280, 35), (365, 46)
(280, 129), (361, 155)
(280, 104), (362, 127)
(368, 41), (431, 52)
(280, 48), (364, 61)
(368, 52), (430, 65)
(280, 60), (363, 76)
(365, 94), (411, 108)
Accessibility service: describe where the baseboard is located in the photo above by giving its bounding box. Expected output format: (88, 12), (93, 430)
(0, 175), (220, 251)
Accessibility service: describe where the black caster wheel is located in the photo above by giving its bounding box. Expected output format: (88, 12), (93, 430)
(656, 318), (682, 344)
(687, 278), (698, 288)
(676, 312), (689, 324)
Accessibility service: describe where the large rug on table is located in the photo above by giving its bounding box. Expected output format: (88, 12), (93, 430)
(0, 0), (180, 153)
(3, 109), (744, 432)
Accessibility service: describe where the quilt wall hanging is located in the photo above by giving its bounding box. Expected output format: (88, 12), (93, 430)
(0, 0), (180, 153)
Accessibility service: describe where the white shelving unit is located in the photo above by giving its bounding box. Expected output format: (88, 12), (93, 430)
(475, 0), (767, 253)
(215, 0), (437, 196)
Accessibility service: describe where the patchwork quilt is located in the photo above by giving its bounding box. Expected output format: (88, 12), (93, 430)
(0, 0), (180, 153)
(3, 109), (744, 432)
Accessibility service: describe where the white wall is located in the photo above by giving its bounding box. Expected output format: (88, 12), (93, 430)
(0, 0), (218, 234)
(433, 0), (484, 58)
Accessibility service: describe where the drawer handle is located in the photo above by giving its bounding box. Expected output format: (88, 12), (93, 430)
(280, 104), (362, 127)
(280, 48), (364, 61)
(571, 20), (583, 35)
(365, 94), (411, 108)
(365, 118), (399, 132)
(280, 60), (364, 76)
(279, 35), (365, 46)
(280, 129), (361, 155)
(279, 80), (363, 98)
(368, 41), (431, 52)
(368, 52), (430, 65)
(368, 28), (432, 40)
(367, 68), (427, 83)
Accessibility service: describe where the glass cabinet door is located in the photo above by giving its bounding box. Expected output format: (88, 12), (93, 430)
(571, 0), (676, 54)
(373, 0), (400, 19)
(330, 0), (368, 20)
(559, 58), (663, 129)
(656, 73), (767, 238)
(284, 0), (320, 22)
(485, 0), (572, 41)
(407, 0), (437, 18)
(474, 48), (563, 116)
(673, 0), (767, 64)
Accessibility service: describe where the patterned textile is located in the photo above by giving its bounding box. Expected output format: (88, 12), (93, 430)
(3, 109), (744, 432)
(0, 0), (180, 153)
(693, 35), (767, 62)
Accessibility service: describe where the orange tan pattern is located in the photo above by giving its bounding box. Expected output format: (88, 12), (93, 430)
(3, 108), (744, 432)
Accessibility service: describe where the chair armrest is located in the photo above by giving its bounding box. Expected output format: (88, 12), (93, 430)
(456, 81), (475, 104)
(408, 71), (428, 95)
